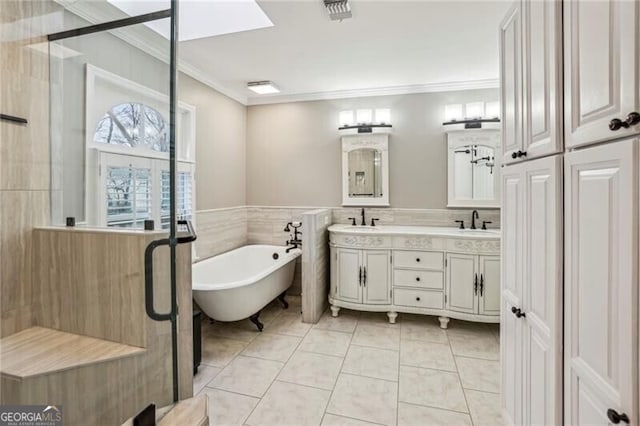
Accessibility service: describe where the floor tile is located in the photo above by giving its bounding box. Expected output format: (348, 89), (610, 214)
(267, 312), (313, 337)
(358, 311), (398, 328)
(327, 374), (398, 426)
(456, 356), (500, 393)
(321, 414), (380, 426)
(241, 333), (301, 362)
(448, 332), (499, 361)
(342, 345), (399, 381)
(193, 365), (221, 395)
(246, 381), (331, 426)
(299, 329), (352, 357)
(398, 366), (468, 413)
(398, 402), (472, 426)
(209, 355), (283, 398)
(465, 389), (503, 426)
(203, 319), (261, 343)
(351, 324), (400, 351)
(400, 317), (448, 344)
(400, 340), (456, 371)
(201, 336), (247, 368)
(198, 387), (259, 426)
(314, 310), (359, 334)
(278, 351), (343, 390)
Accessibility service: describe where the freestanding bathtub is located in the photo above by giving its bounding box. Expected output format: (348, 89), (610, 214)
(192, 245), (301, 330)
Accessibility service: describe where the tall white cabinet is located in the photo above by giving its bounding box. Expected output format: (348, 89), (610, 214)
(500, 0), (639, 425)
(564, 139), (638, 425)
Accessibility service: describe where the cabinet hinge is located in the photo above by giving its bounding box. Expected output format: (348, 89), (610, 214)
(445, 294), (447, 303)
(445, 258), (448, 267)
(390, 255), (392, 264)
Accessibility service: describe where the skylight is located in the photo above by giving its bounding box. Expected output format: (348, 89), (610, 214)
(106, 0), (274, 41)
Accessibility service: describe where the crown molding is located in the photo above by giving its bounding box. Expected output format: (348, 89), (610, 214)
(246, 79), (500, 106)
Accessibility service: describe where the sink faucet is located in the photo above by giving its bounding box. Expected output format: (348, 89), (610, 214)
(360, 208), (366, 226)
(471, 210), (479, 230)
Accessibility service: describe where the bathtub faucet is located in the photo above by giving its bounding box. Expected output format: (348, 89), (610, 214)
(284, 222), (302, 252)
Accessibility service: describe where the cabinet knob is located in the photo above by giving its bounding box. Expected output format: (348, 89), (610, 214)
(415, 296), (421, 301)
(625, 112), (640, 126)
(416, 258), (421, 262)
(416, 277), (421, 282)
(511, 306), (526, 318)
(607, 409), (630, 424)
(609, 118), (630, 131)
(511, 151), (518, 159)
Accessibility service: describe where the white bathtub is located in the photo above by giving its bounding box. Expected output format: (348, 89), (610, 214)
(192, 245), (301, 326)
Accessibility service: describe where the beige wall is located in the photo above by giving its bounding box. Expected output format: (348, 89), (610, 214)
(179, 75), (247, 210)
(246, 89), (499, 208)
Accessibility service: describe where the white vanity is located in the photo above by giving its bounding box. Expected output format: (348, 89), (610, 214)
(328, 224), (500, 328)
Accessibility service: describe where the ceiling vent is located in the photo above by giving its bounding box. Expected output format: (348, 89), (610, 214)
(324, 0), (352, 21)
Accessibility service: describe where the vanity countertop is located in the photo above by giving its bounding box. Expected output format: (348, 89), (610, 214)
(328, 224), (500, 240)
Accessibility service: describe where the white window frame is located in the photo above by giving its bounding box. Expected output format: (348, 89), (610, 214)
(83, 64), (196, 229)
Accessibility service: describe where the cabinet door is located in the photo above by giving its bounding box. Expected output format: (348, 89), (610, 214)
(522, 0), (563, 158)
(446, 253), (478, 314)
(500, 2), (524, 164)
(564, 139), (638, 425)
(335, 248), (362, 304)
(502, 297), (524, 426)
(478, 255), (500, 316)
(521, 156), (563, 426)
(501, 164), (524, 425)
(564, 0), (639, 148)
(363, 250), (391, 304)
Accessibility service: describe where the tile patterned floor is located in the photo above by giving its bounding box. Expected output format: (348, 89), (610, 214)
(194, 296), (502, 426)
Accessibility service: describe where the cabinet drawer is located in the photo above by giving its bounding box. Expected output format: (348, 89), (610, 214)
(394, 251), (443, 269)
(393, 269), (443, 289)
(394, 288), (443, 309)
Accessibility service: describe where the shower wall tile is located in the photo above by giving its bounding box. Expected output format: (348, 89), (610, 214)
(301, 209), (331, 324)
(331, 207), (500, 229)
(0, 190), (48, 337)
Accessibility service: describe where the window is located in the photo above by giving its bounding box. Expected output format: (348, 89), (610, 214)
(94, 103), (169, 152)
(83, 66), (196, 230)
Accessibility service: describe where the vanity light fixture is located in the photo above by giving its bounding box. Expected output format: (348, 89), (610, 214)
(445, 104), (463, 122)
(485, 101), (500, 119)
(324, 0), (352, 21)
(375, 108), (391, 124)
(465, 102), (484, 119)
(247, 81), (280, 95)
(339, 110), (355, 127)
(356, 109), (373, 124)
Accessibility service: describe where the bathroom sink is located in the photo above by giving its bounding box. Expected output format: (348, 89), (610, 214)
(328, 224), (500, 239)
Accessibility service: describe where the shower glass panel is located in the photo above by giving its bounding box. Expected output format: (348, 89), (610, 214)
(49, 17), (175, 230)
(47, 4), (184, 409)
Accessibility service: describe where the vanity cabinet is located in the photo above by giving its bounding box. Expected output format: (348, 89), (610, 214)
(328, 227), (500, 327)
(563, 0), (639, 148)
(331, 247), (391, 307)
(500, 0), (563, 164)
(447, 254), (500, 317)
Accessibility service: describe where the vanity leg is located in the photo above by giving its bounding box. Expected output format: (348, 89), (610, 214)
(387, 311), (398, 324)
(438, 316), (450, 329)
(330, 305), (340, 317)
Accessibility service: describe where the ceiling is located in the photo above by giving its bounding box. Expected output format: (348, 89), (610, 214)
(59, 0), (512, 105)
(179, 1), (511, 104)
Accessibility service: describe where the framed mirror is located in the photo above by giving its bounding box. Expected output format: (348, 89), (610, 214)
(342, 134), (389, 206)
(447, 129), (501, 208)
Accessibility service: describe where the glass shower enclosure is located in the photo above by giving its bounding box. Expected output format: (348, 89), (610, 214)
(47, 0), (190, 405)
